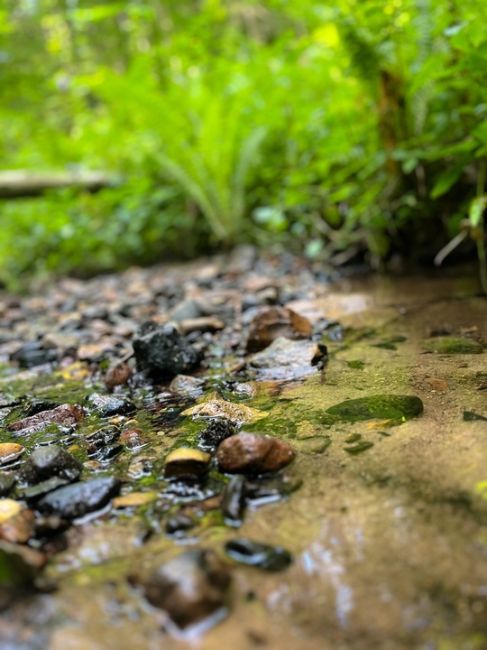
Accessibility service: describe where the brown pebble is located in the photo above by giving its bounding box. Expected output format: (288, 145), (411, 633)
(104, 362), (133, 391)
(246, 306), (312, 352)
(0, 507), (35, 543)
(119, 428), (146, 448)
(7, 404), (84, 435)
(216, 432), (295, 474)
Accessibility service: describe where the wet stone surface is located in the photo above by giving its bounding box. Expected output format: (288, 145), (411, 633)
(0, 253), (485, 649)
(225, 538), (292, 571)
(216, 432), (296, 475)
(37, 477), (121, 519)
(133, 322), (202, 380)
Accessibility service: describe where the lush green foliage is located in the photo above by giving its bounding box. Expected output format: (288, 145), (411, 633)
(1, 0), (486, 287)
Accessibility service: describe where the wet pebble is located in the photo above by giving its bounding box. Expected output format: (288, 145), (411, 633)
(225, 538), (292, 571)
(0, 443), (24, 466)
(164, 448), (211, 480)
(20, 445), (82, 484)
(18, 477), (70, 502)
(86, 392), (134, 417)
(244, 475), (302, 506)
(221, 475), (246, 525)
(7, 403), (84, 435)
(199, 417), (236, 449)
(248, 337), (319, 381)
(183, 399), (266, 426)
(37, 476), (121, 519)
(216, 432), (295, 475)
(127, 455), (155, 479)
(169, 374), (205, 399)
(135, 549), (232, 628)
(104, 362), (133, 391)
(85, 425), (122, 461)
(10, 341), (58, 368)
(133, 322), (202, 381)
(246, 306), (312, 352)
(119, 427), (146, 449)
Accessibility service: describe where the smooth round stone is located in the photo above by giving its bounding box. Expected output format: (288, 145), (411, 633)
(0, 443), (24, 466)
(164, 448), (211, 479)
(37, 476), (121, 519)
(216, 432), (295, 475)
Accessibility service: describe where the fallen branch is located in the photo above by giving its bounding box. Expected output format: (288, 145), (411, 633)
(0, 170), (114, 198)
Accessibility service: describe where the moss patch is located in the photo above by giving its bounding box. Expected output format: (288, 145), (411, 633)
(325, 394), (424, 423)
(423, 337), (483, 354)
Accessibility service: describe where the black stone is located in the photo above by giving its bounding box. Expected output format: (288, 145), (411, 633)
(199, 417), (236, 450)
(89, 444), (123, 463)
(20, 445), (82, 484)
(133, 322), (202, 381)
(86, 426), (120, 454)
(225, 538), (292, 571)
(37, 476), (121, 519)
(19, 476), (70, 501)
(244, 475), (302, 505)
(10, 341), (58, 368)
(221, 475), (246, 526)
(463, 410), (487, 421)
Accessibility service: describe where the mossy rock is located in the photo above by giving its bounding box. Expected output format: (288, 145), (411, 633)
(326, 394), (423, 422)
(0, 543), (38, 588)
(423, 337), (483, 354)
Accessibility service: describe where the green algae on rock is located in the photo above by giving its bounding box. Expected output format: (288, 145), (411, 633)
(326, 394), (424, 422)
(344, 440), (374, 454)
(423, 336), (483, 354)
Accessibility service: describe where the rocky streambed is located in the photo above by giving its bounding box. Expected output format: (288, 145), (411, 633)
(0, 250), (486, 649)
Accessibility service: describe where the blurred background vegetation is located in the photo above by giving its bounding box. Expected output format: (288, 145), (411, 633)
(1, 0), (486, 289)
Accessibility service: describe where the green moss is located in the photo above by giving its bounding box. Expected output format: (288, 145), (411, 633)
(344, 440), (374, 454)
(423, 337), (483, 354)
(294, 436), (332, 454)
(326, 394), (423, 422)
(347, 360), (365, 370)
